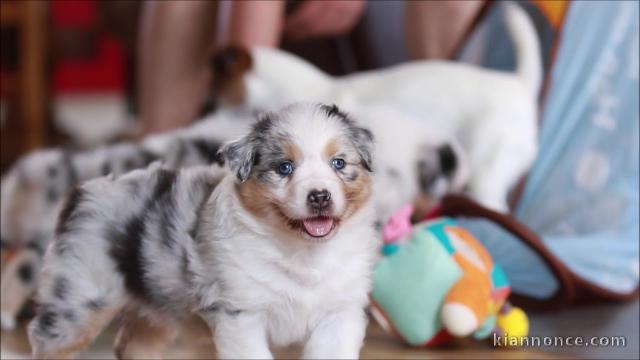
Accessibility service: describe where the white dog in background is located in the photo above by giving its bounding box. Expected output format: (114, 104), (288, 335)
(28, 103), (378, 359)
(214, 2), (541, 212)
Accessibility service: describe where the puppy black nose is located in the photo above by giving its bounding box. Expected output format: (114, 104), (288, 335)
(307, 189), (332, 210)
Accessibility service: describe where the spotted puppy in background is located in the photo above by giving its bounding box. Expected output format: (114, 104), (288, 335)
(29, 103), (379, 359)
(0, 109), (253, 330)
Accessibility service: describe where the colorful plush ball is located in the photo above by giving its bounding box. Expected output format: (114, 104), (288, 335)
(372, 207), (528, 347)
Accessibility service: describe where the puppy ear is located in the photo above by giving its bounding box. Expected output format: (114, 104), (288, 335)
(211, 45), (253, 98)
(211, 45), (253, 79)
(319, 103), (375, 172)
(350, 126), (374, 172)
(217, 136), (255, 183)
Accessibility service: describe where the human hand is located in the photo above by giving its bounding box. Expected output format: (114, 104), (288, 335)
(283, 0), (366, 41)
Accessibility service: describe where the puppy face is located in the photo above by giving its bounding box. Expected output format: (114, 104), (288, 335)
(220, 103), (374, 241)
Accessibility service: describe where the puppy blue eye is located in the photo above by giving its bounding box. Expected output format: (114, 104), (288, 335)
(332, 158), (346, 170)
(277, 161), (294, 176)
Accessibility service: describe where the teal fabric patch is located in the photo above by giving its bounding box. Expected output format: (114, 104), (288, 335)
(473, 315), (497, 340)
(382, 243), (400, 256)
(421, 218), (457, 254)
(491, 264), (510, 289)
(372, 231), (462, 345)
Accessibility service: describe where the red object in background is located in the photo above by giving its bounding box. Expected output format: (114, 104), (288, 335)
(423, 205), (444, 221)
(50, 0), (125, 94)
(424, 329), (454, 347)
(53, 36), (125, 93)
(50, 0), (97, 27)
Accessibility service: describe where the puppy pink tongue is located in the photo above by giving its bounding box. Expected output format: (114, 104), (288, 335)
(303, 218), (334, 237)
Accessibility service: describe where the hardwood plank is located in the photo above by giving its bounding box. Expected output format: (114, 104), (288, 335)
(1, 320), (568, 359)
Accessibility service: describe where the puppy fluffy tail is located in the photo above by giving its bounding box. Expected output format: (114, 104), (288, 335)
(504, 1), (543, 95)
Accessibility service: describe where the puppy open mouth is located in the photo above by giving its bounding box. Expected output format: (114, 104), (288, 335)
(299, 217), (337, 238)
(273, 206), (340, 240)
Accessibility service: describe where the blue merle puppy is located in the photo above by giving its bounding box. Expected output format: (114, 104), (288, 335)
(28, 103), (381, 359)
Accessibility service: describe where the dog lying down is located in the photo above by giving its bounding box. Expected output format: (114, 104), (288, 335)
(29, 103), (382, 359)
(0, 103), (464, 332)
(213, 2), (542, 213)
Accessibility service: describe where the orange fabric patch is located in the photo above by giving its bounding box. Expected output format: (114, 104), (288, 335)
(447, 226), (494, 271)
(445, 253), (493, 321)
(533, 0), (570, 28)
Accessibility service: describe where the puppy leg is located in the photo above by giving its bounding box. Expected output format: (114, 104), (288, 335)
(28, 258), (127, 359)
(466, 115), (537, 212)
(29, 301), (123, 359)
(0, 249), (40, 330)
(114, 309), (179, 360)
(201, 310), (272, 359)
(303, 307), (367, 359)
(467, 143), (531, 212)
(468, 178), (510, 212)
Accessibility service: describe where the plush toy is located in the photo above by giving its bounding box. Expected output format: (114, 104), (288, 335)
(371, 204), (528, 347)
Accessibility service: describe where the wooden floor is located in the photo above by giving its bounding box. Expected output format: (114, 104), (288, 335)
(1, 320), (566, 359)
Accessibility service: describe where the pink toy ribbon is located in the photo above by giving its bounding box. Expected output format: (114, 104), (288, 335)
(382, 204), (414, 244)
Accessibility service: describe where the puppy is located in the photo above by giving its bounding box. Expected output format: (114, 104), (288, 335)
(28, 103), (378, 359)
(213, 2), (541, 212)
(0, 109), (252, 329)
